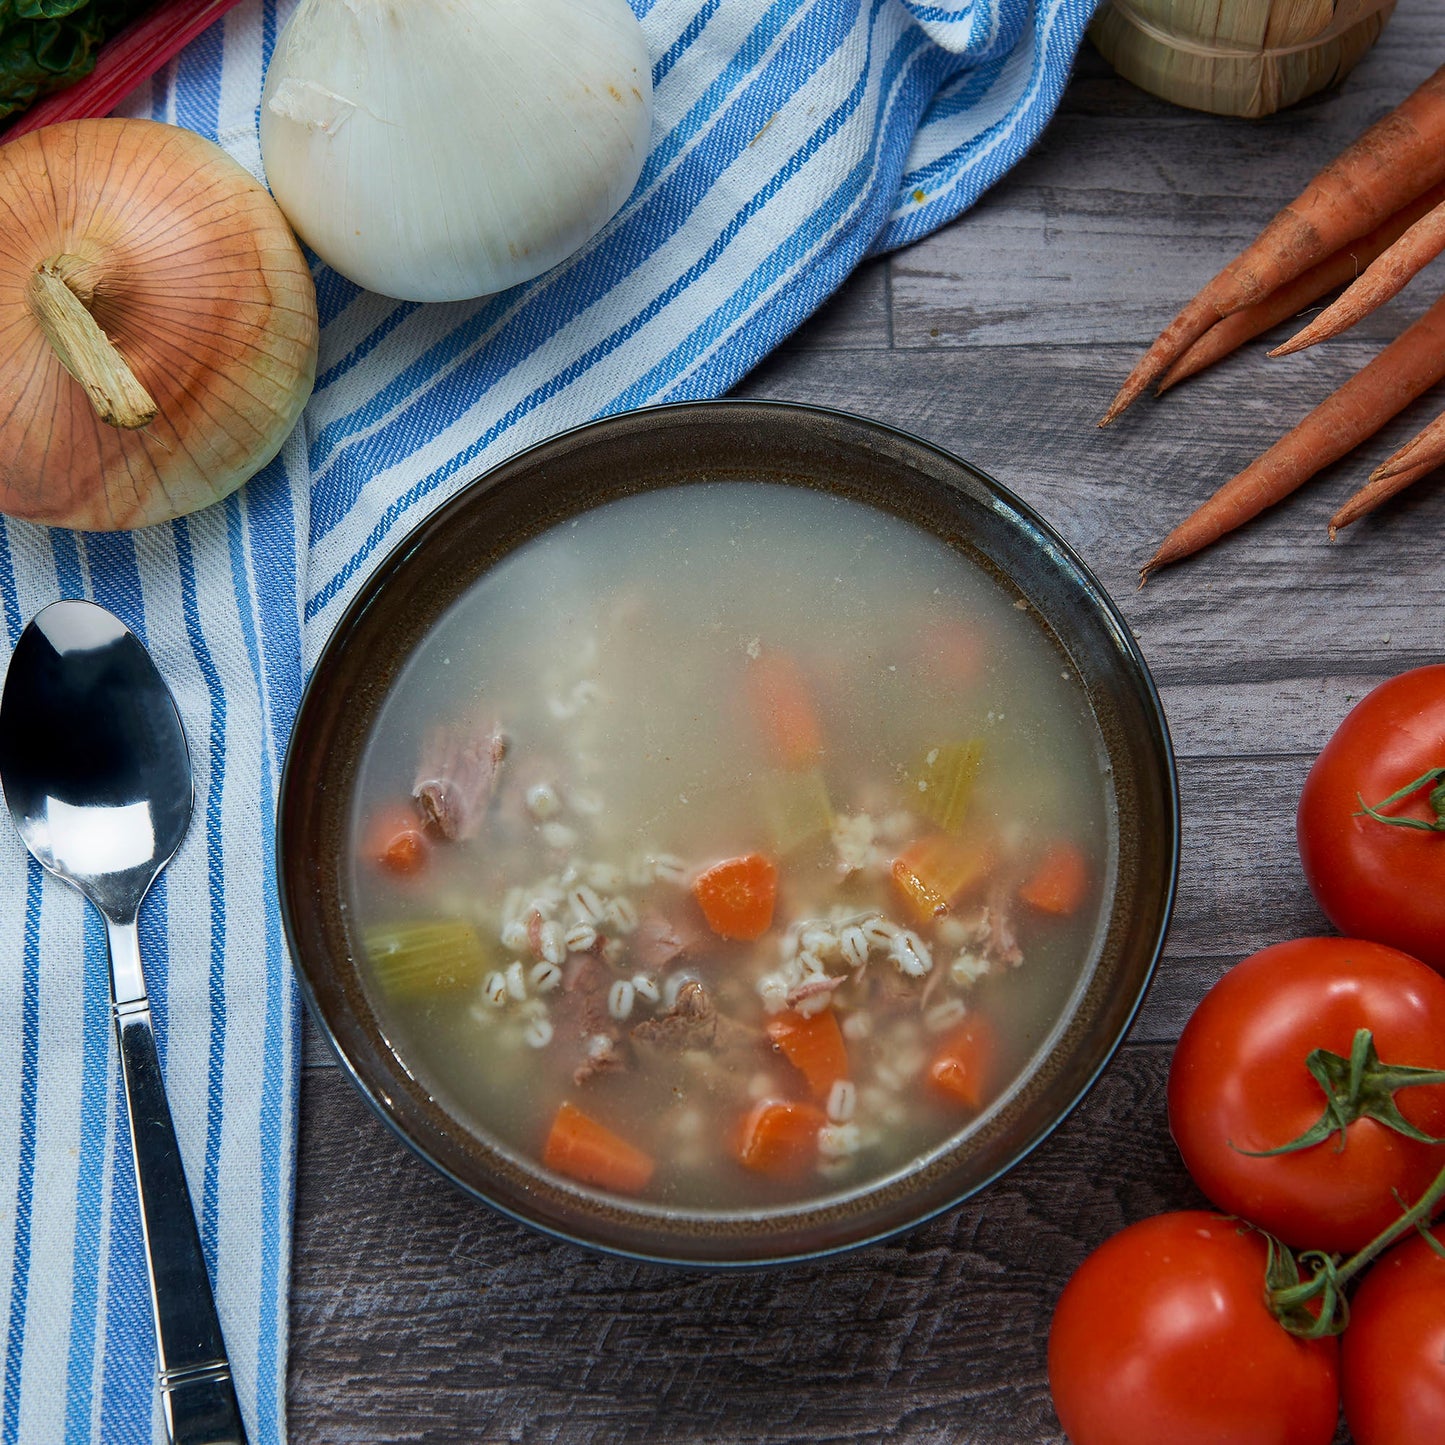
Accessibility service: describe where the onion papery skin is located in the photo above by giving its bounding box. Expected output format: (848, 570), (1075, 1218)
(0, 119), (318, 531)
(258, 0), (654, 303)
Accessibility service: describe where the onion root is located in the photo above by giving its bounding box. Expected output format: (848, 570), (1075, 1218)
(26, 262), (157, 430)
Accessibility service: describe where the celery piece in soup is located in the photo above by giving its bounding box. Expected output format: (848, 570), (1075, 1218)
(364, 920), (491, 998)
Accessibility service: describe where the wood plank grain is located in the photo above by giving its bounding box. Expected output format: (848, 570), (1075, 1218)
(891, 4), (1445, 350)
(779, 255), (892, 352)
(1159, 674), (1399, 756)
(289, 1047), (1204, 1445)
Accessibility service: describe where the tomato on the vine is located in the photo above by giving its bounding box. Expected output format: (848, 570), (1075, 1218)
(1047, 1211), (1338, 1445)
(1342, 1224), (1445, 1445)
(1297, 663), (1445, 974)
(1168, 938), (1445, 1253)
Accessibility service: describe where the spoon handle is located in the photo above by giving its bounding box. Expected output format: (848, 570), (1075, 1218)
(108, 916), (249, 1445)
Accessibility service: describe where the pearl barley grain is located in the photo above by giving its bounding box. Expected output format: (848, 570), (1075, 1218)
(607, 979), (636, 1020)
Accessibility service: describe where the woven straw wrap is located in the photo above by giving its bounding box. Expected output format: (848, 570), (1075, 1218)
(1091, 0), (1396, 118)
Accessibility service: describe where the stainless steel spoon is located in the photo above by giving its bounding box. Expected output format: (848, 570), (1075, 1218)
(0, 600), (247, 1445)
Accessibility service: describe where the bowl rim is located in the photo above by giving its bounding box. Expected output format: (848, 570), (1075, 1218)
(278, 397), (1180, 1267)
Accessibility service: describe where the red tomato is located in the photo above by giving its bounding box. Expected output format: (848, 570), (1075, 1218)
(1168, 938), (1445, 1253)
(1297, 664), (1445, 973)
(1047, 1211), (1339, 1445)
(1342, 1224), (1445, 1445)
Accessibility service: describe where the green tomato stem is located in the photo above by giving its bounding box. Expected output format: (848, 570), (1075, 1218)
(1235, 1027), (1445, 1158)
(1355, 767), (1445, 831)
(1267, 1160), (1445, 1337)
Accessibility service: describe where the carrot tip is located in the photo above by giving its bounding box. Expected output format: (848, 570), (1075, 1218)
(1101, 375), (1149, 427)
(1099, 396), (1130, 428)
(1270, 314), (1335, 356)
(1139, 542), (1175, 583)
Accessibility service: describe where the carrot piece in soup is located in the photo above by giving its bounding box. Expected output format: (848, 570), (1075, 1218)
(892, 834), (993, 923)
(541, 1102), (655, 1196)
(736, 1099), (827, 1179)
(767, 1010), (849, 1100)
(927, 1016), (997, 1112)
(1018, 841), (1089, 916)
(747, 651), (823, 770)
(892, 857), (949, 923)
(365, 805), (429, 875)
(693, 853), (778, 941)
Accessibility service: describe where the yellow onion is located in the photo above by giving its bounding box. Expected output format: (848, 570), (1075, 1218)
(0, 119), (318, 531)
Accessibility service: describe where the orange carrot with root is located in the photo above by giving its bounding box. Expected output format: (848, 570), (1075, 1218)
(1272, 199), (1445, 356)
(1103, 64), (1445, 426)
(1142, 293), (1445, 581)
(1330, 404), (1445, 536)
(1157, 185), (1445, 394)
(1329, 456), (1438, 537)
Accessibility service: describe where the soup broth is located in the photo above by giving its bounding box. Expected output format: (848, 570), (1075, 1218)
(351, 481), (1114, 1209)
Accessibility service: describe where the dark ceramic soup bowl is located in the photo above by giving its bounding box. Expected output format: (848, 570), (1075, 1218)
(278, 400), (1178, 1265)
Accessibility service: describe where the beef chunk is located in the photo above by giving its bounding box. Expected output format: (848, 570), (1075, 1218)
(413, 723), (506, 841)
(572, 1033), (627, 1086)
(631, 980), (717, 1052)
(633, 911), (707, 971)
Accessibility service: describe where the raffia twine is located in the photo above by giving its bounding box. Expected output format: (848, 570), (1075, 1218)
(1090, 0), (1397, 118)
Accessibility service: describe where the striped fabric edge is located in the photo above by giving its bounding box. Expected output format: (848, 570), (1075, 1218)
(876, 0), (1101, 251)
(0, 479), (308, 1445)
(1, 10), (306, 1444)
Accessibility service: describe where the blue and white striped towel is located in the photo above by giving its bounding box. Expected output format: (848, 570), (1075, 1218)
(0, 1), (1100, 1440)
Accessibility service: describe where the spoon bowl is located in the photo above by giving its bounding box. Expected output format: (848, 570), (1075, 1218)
(0, 599), (247, 1445)
(0, 601), (190, 920)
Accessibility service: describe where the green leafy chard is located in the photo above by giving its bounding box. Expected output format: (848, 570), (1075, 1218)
(0, 2), (153, 125)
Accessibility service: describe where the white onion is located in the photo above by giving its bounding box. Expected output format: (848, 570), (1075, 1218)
(259, 0), (653, 303)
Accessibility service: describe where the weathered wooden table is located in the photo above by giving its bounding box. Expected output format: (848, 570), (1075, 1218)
(288, 8), (1445, 1440)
